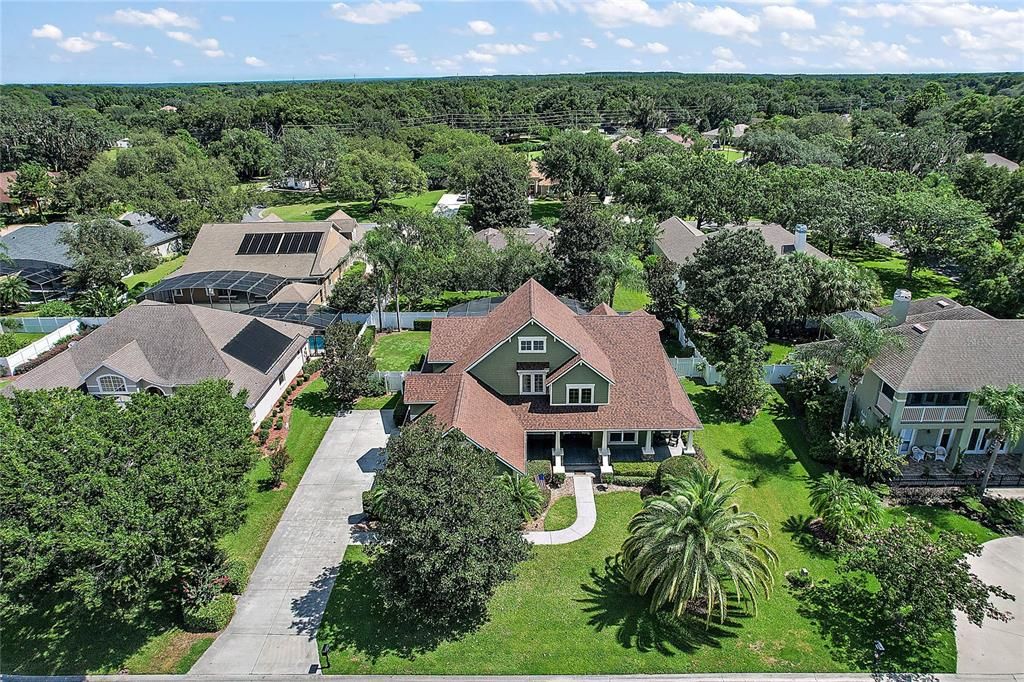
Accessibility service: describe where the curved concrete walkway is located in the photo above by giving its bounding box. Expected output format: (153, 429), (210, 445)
(524, 474), (596, 545)
(955, 535), (1024, 674)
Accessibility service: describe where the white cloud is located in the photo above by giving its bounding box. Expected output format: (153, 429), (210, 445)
(761, 5), (816, 30)
(244, 56), (267, 67)
(708, 46), (746, 71)
(464, 49), (497, 63)
(477, 42), (536, 55)
(641, 41), (669, 53)
(59, 37), (98, 53)
(330, 1), (421, 24)
(144, 45), (154, 54)
(318, 53), (339, 62)
(580, 0), (683, 28)
(432, 57), (460, 70)
(171, 58), (184, 67)
(391, 43), (419, 63)
(905, 33), (922, 44)
(467, 19), (495, 35)
(221, 15), (235, 22)
(111, 7), (198, 29)
(85, 31), (117, 42)
(532, 30), (562, 41)
(31, 24), (63, 40)
(615, 37), (636, 48)
(479, 66), (498, 74)
(204, 49), (225, 58)
(165, 31), (222, 56)
(580, 37), (598, 48)
(112, 41), (133, 49)
(690, 6), (760, 37)
(630, 58), (643, 66)
(49, 53), (70, 63)
(525, 0), (575, 14)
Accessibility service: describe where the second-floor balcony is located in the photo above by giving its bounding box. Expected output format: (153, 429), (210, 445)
(901, 405), (968, 423)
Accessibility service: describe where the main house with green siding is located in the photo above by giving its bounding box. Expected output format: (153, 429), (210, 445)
(854, 290), (1024, 474)
(403, 279), (702, 475)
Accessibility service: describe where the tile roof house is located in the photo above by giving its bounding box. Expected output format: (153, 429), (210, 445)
(143, 218), (370, 310)
(528, 160), (558, 197)
(839, 290), (1024, 477)
(976, 153), (1020, 172)
(0, 169), (60, 211)
(0, 219), (180, 301)
(654, 217), (829, 265)
(403, 279), (702, 475)
(702, 123), (749, 141)
(4, 301), (312, 426)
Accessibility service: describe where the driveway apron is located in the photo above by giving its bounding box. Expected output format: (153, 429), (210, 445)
(191, 409), (391, 675)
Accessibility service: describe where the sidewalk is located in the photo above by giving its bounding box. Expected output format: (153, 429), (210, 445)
(189, 409), (391, 675)
(524, 474), (597, 545)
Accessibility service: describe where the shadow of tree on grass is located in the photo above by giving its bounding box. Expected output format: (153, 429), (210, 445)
(292, 388), (343, 418)
(576, 555), (741, 656)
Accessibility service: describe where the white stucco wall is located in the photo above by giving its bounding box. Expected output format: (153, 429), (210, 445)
(249, 350), (305, 427)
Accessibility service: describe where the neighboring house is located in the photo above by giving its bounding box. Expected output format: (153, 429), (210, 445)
(118, 211), (182, 257)
(976, 152), (1020, 172)
(0, 169), (60, 214)
(113, 138), (132, 149)
(702, 123), (749, 142)
(279, 177), (313, 191)
(654, 217), (829, 266)
(528, 160), (558, 197)
(159, 105), (178, 112)
(852, 290), (1024, 472)
(473, 225), (553, 252)
(403, 279), (702, 475)
(4, 301), (312, 426)
(611, 135), (639, 154)
(143, 217), (366, 310)
(658, 131), (694, 147)
(0, 221), (77, 301)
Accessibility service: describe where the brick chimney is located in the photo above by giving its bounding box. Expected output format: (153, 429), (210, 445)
(794, 224), (808, 253)
(891, 289), (912, 325)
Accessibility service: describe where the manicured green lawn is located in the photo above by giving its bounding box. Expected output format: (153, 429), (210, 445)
(836, 244), (960, 302)
(0, 379), (338, 675)
(530, 199), (562, 222)
(262, 190), (445, 222)
(886, 505), (1000, 545)
(123, 255), (186, 289)
(543, 494), (577, 531)
(612, 286), (650, 312)
(318, 380), (963, 674)
(765, 341), (794, 364)
(370, 331), (431, 371)
(354, 393), (401, 410)
(715, 147), (744, 163)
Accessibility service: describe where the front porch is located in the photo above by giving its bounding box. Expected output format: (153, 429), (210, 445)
(900, 452), (1024, 487)
(526, 429), (696, 475)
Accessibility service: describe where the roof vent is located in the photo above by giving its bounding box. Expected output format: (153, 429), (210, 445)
(937, 299), (951, 308)
(912, 323), (929, 334)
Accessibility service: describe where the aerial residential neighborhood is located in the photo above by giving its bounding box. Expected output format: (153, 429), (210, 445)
(1, 1), (1023, 679)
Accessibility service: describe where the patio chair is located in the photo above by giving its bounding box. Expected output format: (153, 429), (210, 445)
(933, 446), (948, 463)
(910, 446), (925, 463)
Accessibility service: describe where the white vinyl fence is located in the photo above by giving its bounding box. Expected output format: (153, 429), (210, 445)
(374, 370), (411, 392)
(668, 324), (793, 386)
(1, 320), (81, 376)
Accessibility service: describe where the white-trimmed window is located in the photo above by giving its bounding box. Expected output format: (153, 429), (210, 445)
(566, 384), (595, 405)
(205, 287), (216, 297)
(609, 431), (637, 444)
(97, 374), (127, 394)
(172, 288), (184, 297)
(518, 336), (546, 353)
(519, 371), (547, 395)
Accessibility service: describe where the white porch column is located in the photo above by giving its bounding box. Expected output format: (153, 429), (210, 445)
(683, 430), (695, 455)
(552, 430), (564, 474)
(642, 430), (654, 457)
(599, 430), (612, 474)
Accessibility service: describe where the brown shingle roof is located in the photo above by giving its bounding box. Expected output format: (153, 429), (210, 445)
(426, 317), (488, 363)
(590, 302), (618, 316)
(656, 217), (829, 264)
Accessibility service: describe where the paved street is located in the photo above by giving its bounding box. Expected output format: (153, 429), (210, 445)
(190, 409), (392, 676)
(956, 536), (1024, 674)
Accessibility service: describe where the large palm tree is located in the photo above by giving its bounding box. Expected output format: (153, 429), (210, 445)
(797, 314), (905, 426)
(0, 275), (30, 313)
(356, 224), (415, 326)
(627, 95), (667, 137)
(621, 468), (778, 625)
(807, 472), (883, 540)
(974, 384), (1024, 495)
(75, 286), (128, 317)
(598, 248), (644, 308)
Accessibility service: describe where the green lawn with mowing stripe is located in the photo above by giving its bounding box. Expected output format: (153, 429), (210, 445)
(370, 331), (431, 371)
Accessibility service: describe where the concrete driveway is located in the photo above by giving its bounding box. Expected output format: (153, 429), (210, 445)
(191, 409), (392, 676)
(955, 535), (1024, 674)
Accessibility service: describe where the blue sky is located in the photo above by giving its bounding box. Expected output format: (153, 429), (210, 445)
(2, 1), (1022, 84)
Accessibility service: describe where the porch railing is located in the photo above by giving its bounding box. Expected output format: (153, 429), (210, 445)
(901, 405), (968, 423)
(893, 472), (1024, 488)
(975, 407), (1000, 422)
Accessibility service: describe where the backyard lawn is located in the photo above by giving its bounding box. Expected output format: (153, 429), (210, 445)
(318, 380), (970, 674)
(123, 255), (186, 289)
(837, 244), (960, 302)
(0, 378), (339, 675)
(765, 340), (794, 364)
(529, 199), (562, 223)
(611, 286), (650, 312)
(262, 190), (446, 222)
(354, 393), (402, 410)
(370, 331), (431, 371)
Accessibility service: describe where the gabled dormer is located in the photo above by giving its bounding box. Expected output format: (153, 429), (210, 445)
(467, 320), (576, 396)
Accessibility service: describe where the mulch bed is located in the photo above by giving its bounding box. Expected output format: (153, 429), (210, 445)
(257, 369), (322, 454)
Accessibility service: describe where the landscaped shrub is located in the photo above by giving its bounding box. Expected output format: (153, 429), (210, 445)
(526, 459), (553, 506)
(611, 461), (659, 477)
(985, 497), (1024, 535)
(364, 374), (388, 397)
(550, 471), (566, 487)
(831, 424), (903, 483)
(222, 559), (250, 594)
(268, 444), (291, 488)
(257, 427), (269, 445)
(303, 358), (323, 374)
(607, 474), (653, 487)
(259, 417), (272, 431)
(655, 453), (707, 491)
(804, 390), (845, 461)
(36, 300), (76, 317)
(782, 358), (832, 413)
(183, 593), (236, 632)
(499, 472), (545, 523)
(412, 318), (432, 331)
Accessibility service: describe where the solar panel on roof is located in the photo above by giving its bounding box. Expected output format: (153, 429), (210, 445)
(236, 231), (322, 256)
(221, 319), (294, 373)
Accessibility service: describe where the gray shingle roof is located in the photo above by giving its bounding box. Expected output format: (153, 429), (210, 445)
(872, 295), (968, 322)
(655, 217), (828, 264)
(0, 223), (76, 267)
(8, 302), (311, 408)
(119, 212), (180, 246)
(978, 153), (1020, 171)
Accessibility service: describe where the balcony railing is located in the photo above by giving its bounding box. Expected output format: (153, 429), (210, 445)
(901, 405), (968, 423)
(975, 407), (999, 422)
(874, 393), (892, 416)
